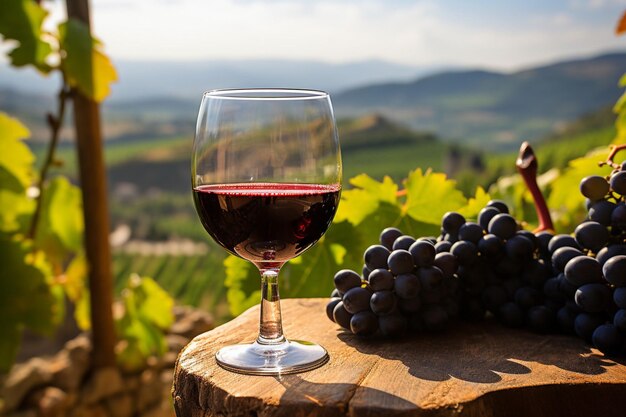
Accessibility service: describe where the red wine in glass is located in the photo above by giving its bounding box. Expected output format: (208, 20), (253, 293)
(192, 88), (341, 375)
(193, 183), (340, 268)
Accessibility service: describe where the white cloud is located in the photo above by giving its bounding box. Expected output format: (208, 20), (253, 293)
(38, 0), (626, 70)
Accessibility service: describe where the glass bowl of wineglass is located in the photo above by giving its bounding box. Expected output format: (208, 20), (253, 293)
(191, 88), (342, 375)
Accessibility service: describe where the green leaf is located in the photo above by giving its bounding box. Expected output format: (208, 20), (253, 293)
(58, 19), (118, 102)
(458, 186), (491, 220)
(115, 274), (174, 369)
(547, 148), (613, 231)
(0, 235), (57, 371)
(334, 174), (398, 225)
(223, 255), (261, 316)
(0, 112), (34, 190)
(34, 176), (84, 269)
(63, 253), (90, 330)
(403, 168), (467, 225)
(0, 0), (52, 71)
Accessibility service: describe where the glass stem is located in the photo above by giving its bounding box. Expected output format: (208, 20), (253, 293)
(257, 268), (286, 345)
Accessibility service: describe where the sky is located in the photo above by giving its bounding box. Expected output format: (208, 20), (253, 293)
(35, 0), (626, 71)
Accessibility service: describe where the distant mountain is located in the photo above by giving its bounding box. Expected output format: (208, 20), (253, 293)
(0, 58), (439, 101)
(334, 52), (626, 150)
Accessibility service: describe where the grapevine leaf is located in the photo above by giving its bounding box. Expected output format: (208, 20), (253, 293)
(334, 174), (398, 225)
(135, 276), (175, 330)
(58, 19), (118, 102)
(0, 0), (52, 71)
(0, 112), (34, 190)
(458, 186), (491, 220)
(547, 148), (612, 231)
(0, 325), (21, 373)
(34, 176), (84, 269)
(0, 189), (34, 233)
(0, 235), (57, 371)
(115, 275), (174, 370)
(403, 168), (467, 225)
(63, 252), (90, 330)
(223, 255), (260, 316)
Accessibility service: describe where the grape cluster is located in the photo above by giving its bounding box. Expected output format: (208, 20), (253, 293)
(327, 188), (626, 355)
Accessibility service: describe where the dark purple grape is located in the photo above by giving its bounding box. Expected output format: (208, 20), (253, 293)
(350, 311), (379, 336)
(442, 211), (466, 234)
(575, 312), (606, 341)
(481, 285), (508, 312)
(478, 207), (501, 230)
(505, 235), (535, 262)
(614, 309), (626, 332)
(326, 297), (342, 322)
(543, 277), (564, 300)
(596, 244), (626, 266)
(421, 288), (443, 304)
(514, 286), (543, 310)
(395, 273), (420, 299)
(558, 273), (578, 298)
(478, 234), (504, 259)
(488, 213), (518, 240)
(388, 249), (415, 275)
(614, 287), (626, 309)
(369, 290), (397, 315)
(397, 295), (421, 314)
(435, 240), (452, 253)
(418, 236), (438, 244)
(580, 175), (610, 201)
(535, 231), (554, 257)
(379, 313), (407, 337)
(556, 305), (578, 334)
(522, 260), (550, 289)
(611, 203), (626, 229)
(409, 240), (436, 267)
(486, 200), (509, 214)
(548, 234), (580, 254)
(367, 268), (395, 291)
(603, 255), (626, 287)
(564, 256), (602, 286)
(442, 297), (459, 318)
(592, 324), (623, 355)
(333, 269), (362, 293)
(574, 221), (608, 252)
(422, 305), (448, 332)
(364, 245), (390, 270)
(362, 264), (371, 281)
(551, 246), (583, 273)
(610, 170), (626, 195)
(342, 287), (372, 314)
(622, 160), (626, 171)
(380, 227), (403, 250)
(332, 302), (353, 330)
(575, 283), (612, 313)
(450, 240), (478, 265)
(461, 297), (486, 321)
(417, 266), (444, 291)
(499, 302), (524, 327)
(458, 222), (484, 244)
(392, 235), (416, 251)
(588, 200), (616, 226)
(433, 252), (458, 279)
(331, 288), (341, 298)
(527, 305), (555, 333)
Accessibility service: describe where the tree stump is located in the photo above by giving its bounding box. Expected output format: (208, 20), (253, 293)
(173, 298), (626, 417)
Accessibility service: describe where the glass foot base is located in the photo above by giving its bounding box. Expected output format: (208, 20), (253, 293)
(215, 340), (329, 375)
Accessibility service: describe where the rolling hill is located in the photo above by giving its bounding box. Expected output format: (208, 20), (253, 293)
(334, 52), (626, 150)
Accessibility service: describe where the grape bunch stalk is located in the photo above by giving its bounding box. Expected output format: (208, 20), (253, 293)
(326, 144), (626, 356)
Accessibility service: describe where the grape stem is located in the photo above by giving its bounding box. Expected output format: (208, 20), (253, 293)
(516, 142), (554, 233)
(598, 144), (626, 170)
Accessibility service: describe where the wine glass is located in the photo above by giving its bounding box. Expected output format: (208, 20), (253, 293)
(191, 88), (342, 375)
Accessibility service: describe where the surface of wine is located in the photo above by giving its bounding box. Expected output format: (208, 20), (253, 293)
(193, 183), (340, 266)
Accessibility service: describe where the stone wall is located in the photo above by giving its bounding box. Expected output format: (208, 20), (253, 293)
(0, 307), (214, 417)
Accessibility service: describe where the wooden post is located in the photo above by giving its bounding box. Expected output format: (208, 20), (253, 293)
(65, 0), (116, 368)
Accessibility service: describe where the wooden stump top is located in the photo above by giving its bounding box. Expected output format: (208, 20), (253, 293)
(173, 298), (626, 417)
